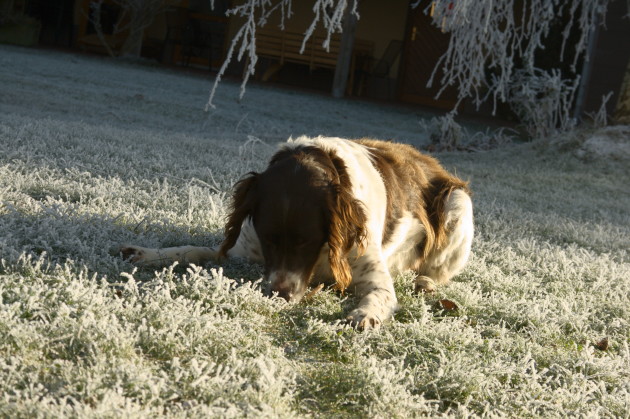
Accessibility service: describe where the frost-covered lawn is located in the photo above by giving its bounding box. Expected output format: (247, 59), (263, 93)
(1, 45), (629, 417)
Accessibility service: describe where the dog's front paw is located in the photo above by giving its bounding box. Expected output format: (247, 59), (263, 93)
(414, 275), (437, 293)
(112, 245), (152, 264)
(346, 309), (382, 330)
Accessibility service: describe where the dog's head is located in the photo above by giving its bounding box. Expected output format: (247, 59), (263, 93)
(219, 146), (366, 301)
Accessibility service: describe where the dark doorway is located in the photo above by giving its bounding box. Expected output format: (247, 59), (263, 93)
(399, 3), (457, 109)
(26, 0), (75, 47)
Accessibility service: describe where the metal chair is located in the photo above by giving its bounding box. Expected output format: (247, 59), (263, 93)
(357, 39), (403, 97)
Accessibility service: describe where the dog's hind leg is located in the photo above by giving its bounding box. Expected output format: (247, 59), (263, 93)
(414, 189), (474, 293)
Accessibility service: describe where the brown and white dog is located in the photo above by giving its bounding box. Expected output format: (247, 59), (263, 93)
(119, 136), (474, 329)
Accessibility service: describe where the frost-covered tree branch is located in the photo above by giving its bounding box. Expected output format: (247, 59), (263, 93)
(421, 0), (610, 137)
(507, 69), (581, 139)
(427, 0), (608, 104)
(208, 0), (612, 139)
(205, 0), (358, 110)
(88, 0), (169, 57)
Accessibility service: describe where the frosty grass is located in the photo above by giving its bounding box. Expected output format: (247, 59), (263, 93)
(1, 45), (629, 417)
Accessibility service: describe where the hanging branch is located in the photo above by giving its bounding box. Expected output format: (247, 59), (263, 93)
(207, 0), (611, 138)
(302, 0), (354, 52)
(88, 0), (169, 57)
(205, 0), (357, 109)
(424, 0), (610, 137)
(88, 0), (116, 57)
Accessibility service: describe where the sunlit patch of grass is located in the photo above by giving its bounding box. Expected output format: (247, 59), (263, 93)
(1, 45), (629, 417)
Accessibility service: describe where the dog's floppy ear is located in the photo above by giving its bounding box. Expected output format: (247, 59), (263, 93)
(326, 154), (367, 293)
(219, 173), (258, 258)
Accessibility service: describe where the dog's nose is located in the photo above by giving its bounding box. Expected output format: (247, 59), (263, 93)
(271, 282), (295, 301)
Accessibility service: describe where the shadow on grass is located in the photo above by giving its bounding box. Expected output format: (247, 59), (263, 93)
(0, 205), (233, 280)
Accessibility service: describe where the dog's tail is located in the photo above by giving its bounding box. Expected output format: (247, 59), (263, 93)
(421, 175), (470, 257)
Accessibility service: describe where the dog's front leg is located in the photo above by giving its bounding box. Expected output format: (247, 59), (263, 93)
(346, 257), (398, 330)
(115, 245), (219, 267)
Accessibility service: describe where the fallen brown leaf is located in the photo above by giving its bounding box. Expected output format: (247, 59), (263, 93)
(436, 299), (459, 312)
(595, 337), (609, 351)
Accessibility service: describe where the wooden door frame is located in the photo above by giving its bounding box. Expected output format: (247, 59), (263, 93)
(396, 1), (414, 101)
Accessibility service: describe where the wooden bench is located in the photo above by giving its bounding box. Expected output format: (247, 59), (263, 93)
(255, 27), (373, 84)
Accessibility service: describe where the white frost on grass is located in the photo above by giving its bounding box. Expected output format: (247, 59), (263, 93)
(577, 130), (630, 160)
(561, 126), (630, 161)
(1, 45), (629, 417)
